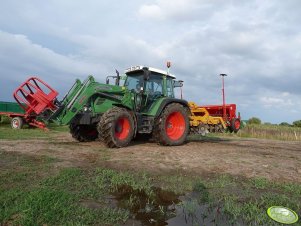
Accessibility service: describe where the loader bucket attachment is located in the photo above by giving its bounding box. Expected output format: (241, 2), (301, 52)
(13, 77), (58, 115)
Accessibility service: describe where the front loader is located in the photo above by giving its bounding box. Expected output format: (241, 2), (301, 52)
(14, 66), (191, 148)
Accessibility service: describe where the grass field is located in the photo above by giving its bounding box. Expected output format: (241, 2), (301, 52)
(1, 150), (300, 225)
(215, 124), (301, 141)
(238, 124), (301, 141)
(0, 122), (69, 139)
(0, 123), (301, 225)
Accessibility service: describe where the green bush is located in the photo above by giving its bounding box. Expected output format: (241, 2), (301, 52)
(293, 120), (301, 128)
(0, 116), (10, 124)
(247, 117), (261, 125)
(279, 122), (291, 127)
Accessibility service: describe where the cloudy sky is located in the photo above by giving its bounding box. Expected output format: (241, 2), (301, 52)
(0, 0), (300, 123)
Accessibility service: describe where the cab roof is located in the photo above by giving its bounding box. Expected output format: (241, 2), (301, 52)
(125, 66), (176, 79)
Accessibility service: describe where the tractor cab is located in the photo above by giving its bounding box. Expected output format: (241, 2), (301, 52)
(124, 66), (177, 111)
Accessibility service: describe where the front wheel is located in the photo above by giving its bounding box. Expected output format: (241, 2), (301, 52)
(153, 103), (190, 146)
(69, 124), (98, 142)
(98, 107), (135, 148)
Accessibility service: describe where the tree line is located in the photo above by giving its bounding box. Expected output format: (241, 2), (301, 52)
(247, 117), (301, 127)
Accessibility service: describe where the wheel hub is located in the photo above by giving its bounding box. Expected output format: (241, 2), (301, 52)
(12, 120), (19, 128)
(115, 124), (122, 133)
(115, 117), (130, 140)
(165, 112), (186, 140)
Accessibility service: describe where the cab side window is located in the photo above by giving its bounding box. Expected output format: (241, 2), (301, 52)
(166, 78), (174, 98)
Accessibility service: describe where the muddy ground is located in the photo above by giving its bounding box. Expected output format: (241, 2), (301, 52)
(1, 133), (301, 183)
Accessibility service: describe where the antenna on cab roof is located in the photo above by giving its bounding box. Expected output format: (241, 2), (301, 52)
(167, 61), (171, 75)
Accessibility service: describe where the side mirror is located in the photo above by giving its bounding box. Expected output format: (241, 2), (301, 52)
(174, 80), (183, 87)
(115, 69), (120, 86)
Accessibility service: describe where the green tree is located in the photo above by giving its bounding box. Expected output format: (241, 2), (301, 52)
(279, 122), (291, 127)
(293, 120), (301, 127)
(248, 117), (261, 125)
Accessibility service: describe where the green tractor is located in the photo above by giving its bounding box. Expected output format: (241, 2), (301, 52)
(50, 66), (190, 147)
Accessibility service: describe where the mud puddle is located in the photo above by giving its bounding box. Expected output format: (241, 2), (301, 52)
(167, 192), (237, 226)
(113, 185), (179, 225)
(113, 185), (238, 226)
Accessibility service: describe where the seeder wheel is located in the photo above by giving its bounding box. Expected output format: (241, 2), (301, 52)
(230, 118), (241, 133)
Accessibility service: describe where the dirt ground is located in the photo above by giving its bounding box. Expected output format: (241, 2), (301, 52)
(1, 133), (301, 183)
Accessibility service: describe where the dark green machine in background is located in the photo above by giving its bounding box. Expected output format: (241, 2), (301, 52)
(0, 102), (25, 114)
(50, 66), (190, 148)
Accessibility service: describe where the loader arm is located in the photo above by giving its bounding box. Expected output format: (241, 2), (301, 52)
(49, 76), (130, 125)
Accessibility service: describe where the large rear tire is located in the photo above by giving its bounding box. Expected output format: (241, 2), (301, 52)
(69, 124), (98, 142)
(153, 103), (190, 146)
(11, 117), (24, 129)
(98, 107), (135, 148)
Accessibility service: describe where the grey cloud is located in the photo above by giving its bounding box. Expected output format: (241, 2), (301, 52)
(0, 31), (107, 100)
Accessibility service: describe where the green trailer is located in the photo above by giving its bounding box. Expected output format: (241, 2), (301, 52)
(0, 101), (25, 114)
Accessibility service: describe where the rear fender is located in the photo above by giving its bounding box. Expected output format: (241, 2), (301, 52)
(155, 98), (189, 117)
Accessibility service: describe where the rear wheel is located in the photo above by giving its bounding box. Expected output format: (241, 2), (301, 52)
(69, 124), (98, 142)
(153, 103), (189, 146)
(230, 118), (241, 133)
(11, 117), (24, 129)
(98, 107), (135, 148)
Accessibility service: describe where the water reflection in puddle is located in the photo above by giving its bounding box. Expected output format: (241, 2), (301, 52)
(113, 185), (235, 226)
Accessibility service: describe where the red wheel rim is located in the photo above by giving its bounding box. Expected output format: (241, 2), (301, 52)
(165, 112), (186, 140)
(234, 119), (240, 129)
(115, 117), (130, 140)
